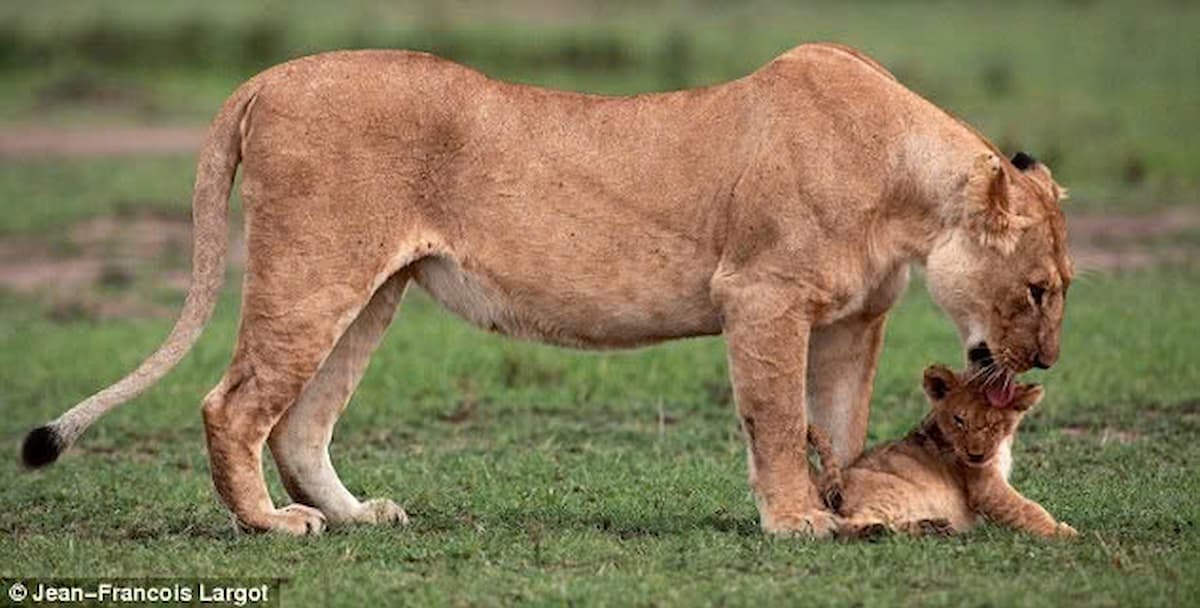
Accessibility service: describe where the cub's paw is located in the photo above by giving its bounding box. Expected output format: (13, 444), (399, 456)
(915, 518), (956, 537)
(354, 498), (410, 526)
(839, 521), (890, 541)
(821, 486), (844, 513)
(1053, 522), (1079, 539)
(762, 509), (837, 539)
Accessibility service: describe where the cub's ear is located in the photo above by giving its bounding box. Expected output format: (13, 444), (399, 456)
(922, 365), (958, 402)
(963, 153), (1036, 254)
(1012, 383), (1045, 411)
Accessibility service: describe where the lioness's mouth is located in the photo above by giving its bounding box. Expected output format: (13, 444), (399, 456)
(965, 342), (1021, 407)
(967, 343), (994, 368)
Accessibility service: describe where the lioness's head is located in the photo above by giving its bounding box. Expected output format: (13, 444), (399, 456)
(922, 364), (1042, 467)
(926, 151), (1072, 379)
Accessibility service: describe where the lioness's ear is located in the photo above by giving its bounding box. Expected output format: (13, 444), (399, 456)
(1012, 151), (1069, 204)
(1011, 151), (1038, 171)
(1012, 384), (1044, 411)
(922, 365), (958, 402)
(963, 153), (1035, 254)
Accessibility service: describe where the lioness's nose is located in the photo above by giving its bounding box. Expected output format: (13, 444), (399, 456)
(1033, 356), (1052, 370)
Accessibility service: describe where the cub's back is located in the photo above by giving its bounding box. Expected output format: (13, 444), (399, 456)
(837, 439), (978, 532)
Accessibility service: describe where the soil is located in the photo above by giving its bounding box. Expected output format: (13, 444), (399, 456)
(0, 126), (206, 159)
(0, 212), (244, 319)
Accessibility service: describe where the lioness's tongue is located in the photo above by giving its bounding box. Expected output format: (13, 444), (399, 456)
(986, 383), (1017, 408)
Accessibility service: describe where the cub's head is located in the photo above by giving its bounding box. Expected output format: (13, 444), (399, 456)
(926, 151), (1072, 380)
(922, 364), (1043, 467)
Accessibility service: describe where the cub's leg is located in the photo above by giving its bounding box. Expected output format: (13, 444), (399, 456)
(714, 280), (833, 537)
(806, 268), (906, 463)
(969, 472), (1078, 539)
(267, 271), (410, 527)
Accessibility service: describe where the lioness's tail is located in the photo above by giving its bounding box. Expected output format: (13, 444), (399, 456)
(21, 84), (259, 468)
(806, 425), (844, 512)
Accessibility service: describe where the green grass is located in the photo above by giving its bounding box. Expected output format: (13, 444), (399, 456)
(1, 268), (1198, 606)
(0, 156), (195, 237)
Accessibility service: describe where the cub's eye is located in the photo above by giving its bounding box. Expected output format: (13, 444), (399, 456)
(1029, 283), (1047, 306)
(952, 415), (966, 428)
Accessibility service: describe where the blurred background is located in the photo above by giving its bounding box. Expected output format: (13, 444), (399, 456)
(1, 0), (1197, 316)
(2, 0), (1198, 203)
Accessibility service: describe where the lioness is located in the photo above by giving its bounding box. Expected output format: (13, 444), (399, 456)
(22, 43), (1071, 537)
(810, 365), (1077, 539)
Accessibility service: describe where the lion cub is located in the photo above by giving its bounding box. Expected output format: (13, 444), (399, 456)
(810, 365), (1077, 539)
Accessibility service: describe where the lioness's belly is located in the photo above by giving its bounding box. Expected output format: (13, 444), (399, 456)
(412, 252), (723, 349)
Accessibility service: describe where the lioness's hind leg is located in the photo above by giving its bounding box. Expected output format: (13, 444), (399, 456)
(202, 273), (384, 535)
(268, 271), (410, 527)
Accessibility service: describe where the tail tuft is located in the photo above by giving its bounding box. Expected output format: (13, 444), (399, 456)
(22, 425), (64, 468)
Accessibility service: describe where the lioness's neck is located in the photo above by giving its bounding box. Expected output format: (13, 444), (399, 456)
(880, 128), (998, 266)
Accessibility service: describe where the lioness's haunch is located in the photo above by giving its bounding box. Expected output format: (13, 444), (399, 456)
(22, 43), (1070, 536)
(811, 365), (1077, 539)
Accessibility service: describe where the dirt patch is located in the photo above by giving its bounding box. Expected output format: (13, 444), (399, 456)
(0, 212), (243, 320)
(1060, 426), (1142, 444)
(1068, 205), (1200, 272)
(0, 126), (205, 159)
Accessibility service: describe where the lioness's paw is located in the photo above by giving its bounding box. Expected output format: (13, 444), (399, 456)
(355, 498), (410, 526)
(233, 504), (328, 536)
(762, 509), (837, 539)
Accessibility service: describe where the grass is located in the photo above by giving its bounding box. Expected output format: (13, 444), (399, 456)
(1, 154), (1199, 604)
(1, 2), (1199, 604)
(1, 268), (1198, 605)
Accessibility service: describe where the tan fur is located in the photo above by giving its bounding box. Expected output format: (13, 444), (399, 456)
(29, 43), (1071, 537)
(816, 365), (1077, 539)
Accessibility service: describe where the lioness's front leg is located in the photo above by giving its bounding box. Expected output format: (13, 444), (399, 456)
(806, 314), (887, 465)
(716, 281), (834, 537)
(807, 267), (907, 463)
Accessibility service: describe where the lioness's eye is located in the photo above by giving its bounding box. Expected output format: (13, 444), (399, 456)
(953, 415), (966, 428)
(1029, 283), (1047, 306)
